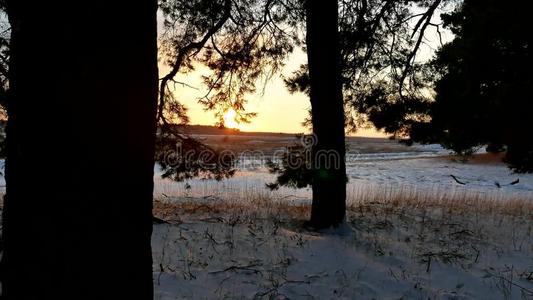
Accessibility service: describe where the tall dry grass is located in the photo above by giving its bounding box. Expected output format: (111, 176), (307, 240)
(154, 182), (533, 221)
(347, 183), (533, 217)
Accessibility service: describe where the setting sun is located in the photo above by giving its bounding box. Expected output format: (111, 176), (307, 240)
(223, 109), (239, 129)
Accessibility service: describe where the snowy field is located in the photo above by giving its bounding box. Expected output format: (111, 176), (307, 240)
(153, 143), (533, 203)
(150, 142), (533, 299)
(152, 194), (533, 299)
(1, 140), (533, 299)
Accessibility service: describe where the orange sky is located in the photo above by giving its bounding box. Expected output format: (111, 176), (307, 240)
(158, 7), (452, 138)
(160, 49), (389, 138)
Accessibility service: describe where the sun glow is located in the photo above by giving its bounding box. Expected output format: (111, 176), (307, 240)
(223, 109), (239, 129)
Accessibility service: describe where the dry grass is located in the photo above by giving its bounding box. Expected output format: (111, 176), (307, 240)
(153, 197), (311, 224)
(153, 185), (533, 299)
(154, 183), (533, 222)
(347, 184), (533, 217)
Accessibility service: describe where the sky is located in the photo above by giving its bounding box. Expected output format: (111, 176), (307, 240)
(161, 48), (315, 135)
(162, 50), (389, 137)
(158, 6), (454, 138)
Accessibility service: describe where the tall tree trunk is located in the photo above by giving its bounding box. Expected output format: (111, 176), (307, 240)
(1, 1), (158, 299)
(305, 0), (347, 229)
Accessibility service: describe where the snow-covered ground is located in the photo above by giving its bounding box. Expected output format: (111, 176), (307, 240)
(153, 145), (533, 202)
(2, 143), (532, 200)
(149, 145), (533, 299)
(1, 143), (533, 299)
(152, 196), (533, 299)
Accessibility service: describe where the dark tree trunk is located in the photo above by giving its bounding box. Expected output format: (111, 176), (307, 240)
(1, 1), (158, 299)
(305, 0), (347, 229)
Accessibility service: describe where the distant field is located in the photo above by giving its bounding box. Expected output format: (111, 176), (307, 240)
(183, 125), (425, 156)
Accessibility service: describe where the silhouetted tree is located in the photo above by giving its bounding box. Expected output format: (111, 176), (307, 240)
(158, 0), (300, 126)
(0, 5), (8, 159)
(266, 135), (313, 190)
(365, 0), (532, 172)
(158, 0), (348, 228)
(284, 0), (448, 132)
(160, 0), (449, 228)
(1, 1), (158, 299)
(155, 0), (299, 182)
(267, 0), (448, 228)
(303, 0), (347, 228)
(431, 0), (531, 172)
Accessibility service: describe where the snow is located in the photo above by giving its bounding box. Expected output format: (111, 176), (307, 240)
(1, 144), (533, 299)
(152, 196), (533, 299)
(346, 156), (533, 196)
(150, 146), (533, 299)
(153, 147), (533, 202)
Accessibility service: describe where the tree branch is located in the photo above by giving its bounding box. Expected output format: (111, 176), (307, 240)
(398, 0), (442, 98)
(158, 0), (232, 125)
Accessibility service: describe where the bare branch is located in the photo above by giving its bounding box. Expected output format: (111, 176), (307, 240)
(158, 0), (232, 125)
(399, 0), (442, 98)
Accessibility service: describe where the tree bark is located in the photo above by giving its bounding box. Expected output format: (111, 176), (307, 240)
(305, 0), (347, 228)
(1, 1), (158, 299)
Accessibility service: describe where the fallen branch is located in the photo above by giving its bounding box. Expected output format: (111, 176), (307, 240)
(209, 262), (263, 275)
